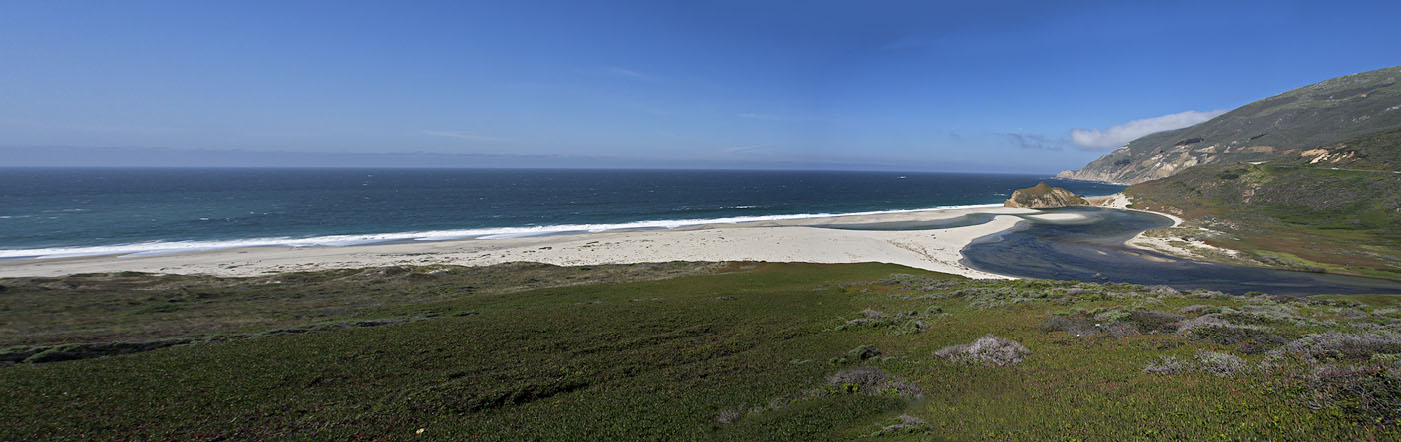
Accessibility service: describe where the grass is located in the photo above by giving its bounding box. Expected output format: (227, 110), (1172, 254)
(0, 261), (724, 349)
(3, 262), (1401, 440)
(1125, 159), (1401, 280)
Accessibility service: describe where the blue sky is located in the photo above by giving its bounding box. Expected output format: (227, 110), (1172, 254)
(2, 0), (1399, 172)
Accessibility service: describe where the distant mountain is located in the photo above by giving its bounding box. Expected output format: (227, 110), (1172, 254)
(1059, 66), (1401, 185)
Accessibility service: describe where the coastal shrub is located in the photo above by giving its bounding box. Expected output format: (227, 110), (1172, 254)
(715, 406), (746, 425)
(1041, 315), (1137, 338)
(1092, 309), (1132, 323)
(1147, 285), (1182, 296)
(836, 309), (892, 330)
(1236, 332), (1292, 354)
(871, 273), (958, 292)
(824, 367), (924, 399)
(1102, 322), (1140, 338)
(1337, 308), (1369, 319)
(935, 335), (1029, 366)
(1372, 353), (1401, 364)
(1348, 322), (1385, 331)
(1372, 308), (1400, 317)
(1224, 304), (1319, 327)
(1127, 310), (1186, 334)
(1176, 314), (1262, 335)
(1277, 332), (1401, 361)
(1190, 290), (1231, 299)
(836, 308), (936, 334)
(1060, 287), (1095, 296)
(1143, 355), (1187, 375)
(868, 415), (930, 437)
(1305, 364), (1401, 425)
(893, 319), (931, 336)
(1041, 315), (1099, 337)
(1181, 321), (1286, 353)
(1194, 351), (1247, 377)
(847, 345), (881, 361)
(1178, 304), (1222, 315)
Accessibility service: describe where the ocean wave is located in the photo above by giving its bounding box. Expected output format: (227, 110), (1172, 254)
(0, 203), (1001, 259)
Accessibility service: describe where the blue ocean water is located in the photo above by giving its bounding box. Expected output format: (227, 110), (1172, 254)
(0, 168), (1123, 258)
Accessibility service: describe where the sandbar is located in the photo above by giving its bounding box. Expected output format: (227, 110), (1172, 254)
(0, 206), (1041, 279)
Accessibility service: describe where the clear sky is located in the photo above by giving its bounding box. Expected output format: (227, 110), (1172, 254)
(3, 0), (1399, 172)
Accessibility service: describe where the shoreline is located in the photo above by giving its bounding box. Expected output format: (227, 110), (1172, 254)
(0, 205), (1045, 279)
(0, 203), (1012, 260)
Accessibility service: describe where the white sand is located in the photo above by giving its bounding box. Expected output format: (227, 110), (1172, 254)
(1087, 193), (1131, 210)
(1022, 212), (1092, 222)
(0, 206), (1041, 279)
(1088, 193), (1183, 225)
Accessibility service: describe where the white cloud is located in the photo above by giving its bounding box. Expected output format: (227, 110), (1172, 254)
(421, 130), (511, 143)
(1069, 110), (1226, 150)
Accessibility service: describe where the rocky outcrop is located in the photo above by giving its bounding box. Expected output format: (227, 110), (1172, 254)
(1059, 66), (1401, 185)
(1004, 183), (1088, 209)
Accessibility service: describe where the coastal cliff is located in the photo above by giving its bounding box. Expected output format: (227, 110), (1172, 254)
(1004, 182), (1088, 209)
(1058, 66), (1401, 185)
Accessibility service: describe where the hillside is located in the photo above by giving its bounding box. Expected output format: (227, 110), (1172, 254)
(1060, 66), (1401, 184)
(4, 263), (1401, 440)
(1123, 129), (1401, 279)
(1003, 182), (1088, 208)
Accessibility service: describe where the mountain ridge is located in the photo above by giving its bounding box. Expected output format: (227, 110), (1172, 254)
(1059, 66), (1401, 184)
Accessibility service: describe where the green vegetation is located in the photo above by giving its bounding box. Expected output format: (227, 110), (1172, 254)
(0, 262), (722, 352)
(1003, 182), (1088, 209)
(1125, 128), (1401, 280)
(4, 262), (1401, 440)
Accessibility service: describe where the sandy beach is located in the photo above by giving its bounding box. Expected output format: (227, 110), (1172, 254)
(0, 205), (1054, 279)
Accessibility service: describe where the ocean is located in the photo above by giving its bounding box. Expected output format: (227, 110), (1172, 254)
(0, 168), (1124, 259)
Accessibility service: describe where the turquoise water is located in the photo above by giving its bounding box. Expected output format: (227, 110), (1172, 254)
(0, 168), (1123, 258)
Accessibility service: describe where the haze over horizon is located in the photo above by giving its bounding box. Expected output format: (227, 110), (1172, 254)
(4, 0), (1400, 173)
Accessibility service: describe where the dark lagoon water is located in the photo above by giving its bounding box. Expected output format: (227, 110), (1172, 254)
(0, 168), (1123, 258)
(958, 207), (1401, 296)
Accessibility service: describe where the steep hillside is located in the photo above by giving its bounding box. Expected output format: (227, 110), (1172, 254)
(1123, 129), (1401, 279)
(1285, 126), (1401, 171)
(1060, 66), (1401, 184)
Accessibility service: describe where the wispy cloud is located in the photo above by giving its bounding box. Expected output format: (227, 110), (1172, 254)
(1070, 110), (1226, 150)
(1002, 133), (1063, 151)
(421, 130), (512, 143)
